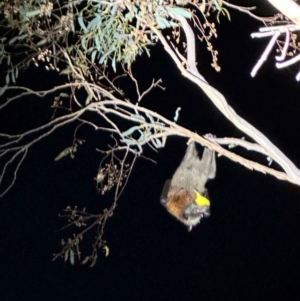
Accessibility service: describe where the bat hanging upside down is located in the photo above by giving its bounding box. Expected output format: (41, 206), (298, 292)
(160, 139), (216, 231)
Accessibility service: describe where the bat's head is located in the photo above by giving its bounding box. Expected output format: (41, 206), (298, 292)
(165, 189), (211, 231)
(182, 192), (210, 231)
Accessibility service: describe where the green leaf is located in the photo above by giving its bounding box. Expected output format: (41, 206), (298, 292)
(11, 69), (15, 84)
(153, 138), (163, 148)
(78, 11), (87, 32)
(81, 36), (87, 51)
(94, 35), (100, 50)
(64, 250), (69, 262)
(15, 67), (19, 79)
(99, 47), (115, 64)
(216, 8), (230, 23)
(5, 73), (9, 85)
(121, 126), (141, 137)
(138, 130), (150, 141)
(37, 39), (48, 46)
(143, 46), (151, 58)
(0, 85), (8, 96)
(60, 67), (72, 75)
(130, 114), (146, 122)
(145, 112), (155, 123)
(70, 250), (74, 265)
(223, 8), (231, 21)
(155, 16), (179, 29)
(25, 10), (40, 20)
(9, 36), (19, 45)
(120, 138), (137, 146)
(87, 14), (102, 30)
(112, 56), (116, 72)
(212, 0), (222, 11)
(17, 34), (28, 41)
(133, 5), (138, 14)
(91, 49), (97, 63)
(59, 93), (69, 98)
(169, 21), (179, 28)
(70, 20), (75, 33)
(168, 7), (192, 19)
(125, 11), (134, 21)
(81, 256), (90, 265)
(156, 17), (170, 29)
(85, 89), (93, 105)
(54, 147), (71, 161)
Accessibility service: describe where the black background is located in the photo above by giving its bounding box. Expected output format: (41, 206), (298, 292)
(1, 1), (300, 300)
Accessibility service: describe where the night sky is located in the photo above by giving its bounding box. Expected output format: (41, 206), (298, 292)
(1, 1), (300, 300)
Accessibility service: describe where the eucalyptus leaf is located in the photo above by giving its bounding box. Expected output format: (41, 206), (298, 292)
(37, 39), (48, 46)
(0, 85), (8, 96)
(143, 46), (151, 58)
(212, 0), (222, 10)
(85, 89), (93, 105)
(121, 126), (141, 137)
(59, 93), (69, 98)
(94, 35), (100, 50)
(70, 250), (75, 265)
(8, 36), (19, 45)
(130, 114), (146, 122)
(120, 138), (137, 146)
(125, 11), (134, 21)
(54, 147), (72, 161)
(18, 34), (28, 41)
(99, 47), (115, 64)
(138, 130), (150, 142)
(168, 7), (192, 19)
(25, 10), (40, 20)
(64, 249), (69, 262)
(78, 11), (87, 32)
(87, 14), (102, 30)
(89, 255), (97, 268)
(153, 138), (163, 148)
(81, 256), (90, 265)
(112, 56), (116, 72)
(168, 21), (179, 28)
(156, 17), (169, 29)
(145, 112), (155, 123)
(11, 70), (15, 84)
(60, 68), (72, 75)
(5, 73), (9, 85)
(81, 36), (87, 51)
(15, 67), (19, 79)
(91, 49), (97, 63)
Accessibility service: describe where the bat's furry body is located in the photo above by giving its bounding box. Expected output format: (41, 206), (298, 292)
(160, 141), (216, 231)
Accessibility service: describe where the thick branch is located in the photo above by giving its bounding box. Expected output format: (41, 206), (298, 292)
(267, 0), (300, 24)
(150, 16), (300, 185)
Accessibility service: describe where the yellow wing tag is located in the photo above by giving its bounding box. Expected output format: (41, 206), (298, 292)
(194, 190), (210, 206)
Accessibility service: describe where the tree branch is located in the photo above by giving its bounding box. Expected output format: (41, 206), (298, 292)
(148, 15), (300, 185)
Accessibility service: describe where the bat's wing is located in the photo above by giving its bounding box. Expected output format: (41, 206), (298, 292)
(160, 179), (171, 205)
(181, 142), (198, 168)
(200, 147), (216, 180)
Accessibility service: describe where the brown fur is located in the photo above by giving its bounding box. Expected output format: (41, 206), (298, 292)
(166, 189), (196, 220)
